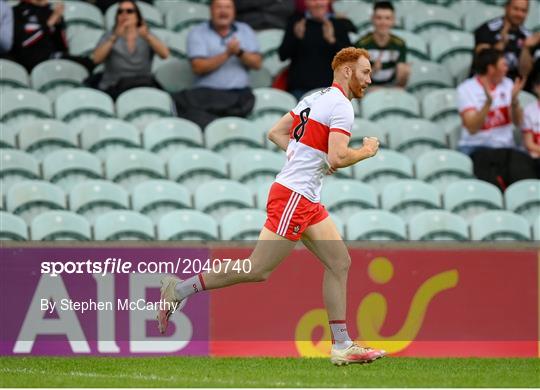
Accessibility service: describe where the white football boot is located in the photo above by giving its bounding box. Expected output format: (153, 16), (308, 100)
(157, 275), (186, 334)
(330, 344), (386, 366)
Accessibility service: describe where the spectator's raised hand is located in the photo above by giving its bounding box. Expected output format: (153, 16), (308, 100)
(480, 78), (493, 106)
(226, 36), (241, 55)
(322, 18), (336, 44)
(511, 76), (525, 101)
(524, 32), (540, 49)
(114, 20), (128, 37)
(138, 22), (150, 40)
(294, 18), (306, 40)
(47, 1), (64, 28)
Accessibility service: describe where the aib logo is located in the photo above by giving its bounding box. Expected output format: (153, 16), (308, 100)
(294, 257), (459, 356)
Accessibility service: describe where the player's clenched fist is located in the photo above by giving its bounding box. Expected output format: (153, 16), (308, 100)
(362, 136), (379, 157)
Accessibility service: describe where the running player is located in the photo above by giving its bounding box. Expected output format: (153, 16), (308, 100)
(158, 47), (385, 365)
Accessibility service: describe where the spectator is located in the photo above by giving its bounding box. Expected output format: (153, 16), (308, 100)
(473, 0), (533, 81)
(522, 73), (540, 177)
(174, 0), (261, 129)
(0, 0), (13, 55)
(92, 0), (169, 99)
(10, 0), (94, 72)
(458, 48), (536, 189)
(279, 0), (351, 100)
(523, 32), (540, 93)
(234, 0), (295, 31)
(355, 1), (409, 88)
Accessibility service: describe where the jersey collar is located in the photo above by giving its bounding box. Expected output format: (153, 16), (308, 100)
(332, 82), (347, 97)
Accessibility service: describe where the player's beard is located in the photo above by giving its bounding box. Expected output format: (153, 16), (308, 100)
(350, 76), (365, 99)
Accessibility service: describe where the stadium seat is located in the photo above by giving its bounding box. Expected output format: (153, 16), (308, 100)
(429, 31), (474, 84)
(132, 179), (191, 223)
(533, 215), (540, 241)
(519, 91), (537, 109)
(0, 124), (16, 148)
(55, 88), (114, 124)
(421, 89), (458, 129)
(525, 0), (539, 32)
(194, 179), (254, 221)
(7, 180), (66, 224)
(169, 148), (228, 192)
(406, 61), (454, 101)
(251, 88), (297, 119)
(143, 118), (203, 160)
(0, 211), (28, 240)
(31, 59), (89, 100)
(415, 149), (473, 192)
(230, 150), (283, 191)
(165, 2), (209, 32)
(505, 179), (540, 225)
(408, 210), (469, 240)
(249, 67), (273, 89)
(18, 119), (78, 160)
(391, 30), (430, 62)
(444, 179), (503, 221)
(403, 5), (461, 40)
(251, 114), (281, 149)
(205, 117), (265, 158)
(105, 149), (165, 191)
(381, 179), (441, 222)
(361, 89), (420, 121)
(256, 29), (285, 58)
(350, 118), (389, 148)
(31, 210), (91, 240)
(70, 180), (129, 223)
(346, 210), (407, 241)
(116, 87), (174, 130)
(105, 1), (163, 29)
(0, 90), (52, 125)
(0, 59), (29, 90)
(0, 150), (40, 192)
(329, 213), (345, 237)
(80, 119), (141, 160)
(64, 1), (104, 29)
(353, 149), (414, 192)
(68, 27), (104, 57)
(154, 58), (195, 93)
(471, 211), (531, 241)
(255, 180), (274, 210)
(42, 149), (103, 192)
(460, 4), (503, 31)
(321, 179), (378, 220)
(263, 52), (290, 77)
(221, 209), (267, 240)
(94, 210), (155, 240)
(334, 1), (373, 31)
(158, 210), (218, 240)
(383, 118), (447, 160)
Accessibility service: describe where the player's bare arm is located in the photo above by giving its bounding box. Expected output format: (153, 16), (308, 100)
(327, 132), (379, 168)
(268, 113), (294, 151)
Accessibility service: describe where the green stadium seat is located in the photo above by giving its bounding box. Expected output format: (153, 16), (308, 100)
(31, 59), (89, 100)
(255, 180), (274, 210)
(0, 90), (52, 125)
(460, 4), (503, 31)
(471, 211), (531, 241)
(230, 150), (283, 191)
(252, 113), (283, 151)
(221, 209), (267, 240)
(250, 67), (273, 89)
(350, 118), (389, 148)
(18, 119), (78, 160)
(505, 179), (540, 225)
(408, 210), (469, 240)
(64, 1), (104, 29)
(105, 1), (163, 29)
(415, 149), (473, 192)
(252, 88), (297, 119)
(95, 210), (155, 240)
(0, 150), (40, 192)
(381, 179), (441, 222)
(353, 149), (413, 192)
(69, 180), (129, 223)
(346, 210), (407, 241)
(80, 119), (141, 160)
(407, 61), (454, 101)
(116, 87), (174, 130)
(7, 180), (66, 224)
(31, 210), (91, 240)
(0, 124), (16, 148)
(525, 0), (539, 32)
(158, 210), (218, 240)
(392, 30), (430, 62)
(0, 59), (29, 90)
(105, 149), (165, 191)
(334, 1), (373, 31)
(444, 179), (503, 221)
(194, 179), (254, 221)
(361, 89), (420, 121)
(68, 28), (103, 56)
(55, 88), (114, 124)
(519, 91), (537, 108)
(154, 58), (195, 93)
(382, 118), (447, 160)
(256, 29), (285, 57)
(169, 148), (228, 192)
(132, 179), (191, 223)
(429, 31), (474, 84)
(143, 118), (203, 160)
(42, 149), (103, 192)
(165, 2), (209, 32)
(205, 117), (265, 159)
(403, 5), (461, 40)
(421, 89), (458, 129)
(321, 179), (378, 220)
(329, 213), (345, 237)
(263, 52), (290, 76)
(0, 211), (28, 240)
(533, 215), (540, 240)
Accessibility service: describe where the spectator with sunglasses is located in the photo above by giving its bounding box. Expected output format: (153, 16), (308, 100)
(93, 0), (168, 99)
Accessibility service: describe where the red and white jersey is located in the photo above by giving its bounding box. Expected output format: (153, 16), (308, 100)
(275, 83), (354, 202)
(457, 76), (515, 148)
(522, 100), (540, 158)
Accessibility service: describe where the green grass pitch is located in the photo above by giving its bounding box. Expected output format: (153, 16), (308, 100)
(0, 356), (538, 387)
